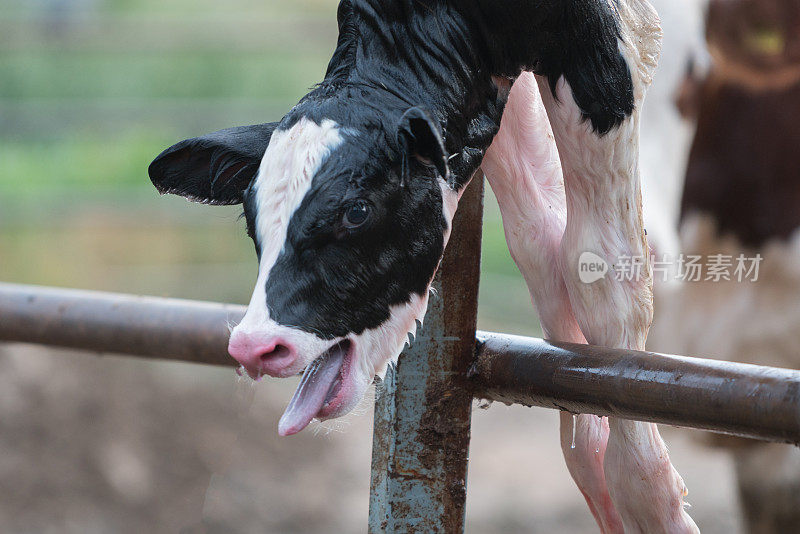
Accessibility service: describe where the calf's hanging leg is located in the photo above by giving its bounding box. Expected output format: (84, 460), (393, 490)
(483, 73), (623, 534)
(533, 1), (699, 531)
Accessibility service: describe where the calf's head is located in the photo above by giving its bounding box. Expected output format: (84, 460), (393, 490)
(149, 101), (460, 435)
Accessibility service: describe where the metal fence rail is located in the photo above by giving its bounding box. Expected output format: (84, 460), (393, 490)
(2, 280), (799, 446)
(474, 332), (800, 445)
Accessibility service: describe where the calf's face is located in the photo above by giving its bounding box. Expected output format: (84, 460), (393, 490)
(149, 106), (459, 435)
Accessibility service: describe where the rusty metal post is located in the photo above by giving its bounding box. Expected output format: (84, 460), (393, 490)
(368, 176), (484, 534)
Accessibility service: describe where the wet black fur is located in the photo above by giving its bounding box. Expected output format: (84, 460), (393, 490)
(149, 0), (637, 338)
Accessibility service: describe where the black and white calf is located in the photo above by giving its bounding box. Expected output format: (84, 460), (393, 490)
(150, 1), (697, 531)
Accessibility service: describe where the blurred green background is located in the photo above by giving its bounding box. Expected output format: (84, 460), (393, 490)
(0, 0), (540, 336)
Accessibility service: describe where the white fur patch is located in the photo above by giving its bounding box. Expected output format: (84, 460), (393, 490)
(237, 118), (347, 331)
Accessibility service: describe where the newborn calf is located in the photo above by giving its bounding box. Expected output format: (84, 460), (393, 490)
(150, 1), (695, 530)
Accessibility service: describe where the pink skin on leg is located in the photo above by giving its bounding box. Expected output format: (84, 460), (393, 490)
(483, 73), (623, 534)
(534, 2), (698, 532)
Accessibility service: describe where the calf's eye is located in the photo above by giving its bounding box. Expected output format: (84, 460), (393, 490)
(343, 200), (370, 229)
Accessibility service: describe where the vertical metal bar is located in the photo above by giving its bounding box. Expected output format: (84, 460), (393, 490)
(369, 175), (484, 534)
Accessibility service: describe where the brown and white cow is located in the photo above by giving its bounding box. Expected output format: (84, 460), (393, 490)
(651, 1), (800, 531)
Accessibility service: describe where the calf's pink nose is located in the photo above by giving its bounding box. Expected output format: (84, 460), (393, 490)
(227, 334), (298, 377)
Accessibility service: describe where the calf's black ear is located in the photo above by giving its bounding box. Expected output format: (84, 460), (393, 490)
(397, 107), (449, 181)
(149, 122), (279, 205)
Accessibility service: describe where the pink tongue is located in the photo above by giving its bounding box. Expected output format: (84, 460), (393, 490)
(278, 343), (346, 436)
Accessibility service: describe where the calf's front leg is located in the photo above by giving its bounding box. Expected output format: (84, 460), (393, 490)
(483, 73), (623, 534)
(534, 1), (698, 531)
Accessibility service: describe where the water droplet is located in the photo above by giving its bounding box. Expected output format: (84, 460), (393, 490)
(571, 414), (577, 450)
(235, 365), (246, 377)
(595, 447), (600, 454)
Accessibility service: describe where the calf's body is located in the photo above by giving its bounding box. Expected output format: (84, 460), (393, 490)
(150, 1), (697, 531)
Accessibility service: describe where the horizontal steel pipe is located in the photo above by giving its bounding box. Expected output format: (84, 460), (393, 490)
(0, 282), (244, 367)
(1, 283), (799, 443)
(472, 332), (800, 445)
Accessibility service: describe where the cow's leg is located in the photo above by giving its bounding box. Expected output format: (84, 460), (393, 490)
(483, 73), (623, 534)
(557, 413), (619, 533)
(533, 1), (698, 532)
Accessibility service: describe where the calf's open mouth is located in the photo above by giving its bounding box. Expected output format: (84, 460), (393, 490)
(278, 339), (352, 436)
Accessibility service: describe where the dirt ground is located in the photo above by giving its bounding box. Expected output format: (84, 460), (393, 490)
(0, 343), (744, 534)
